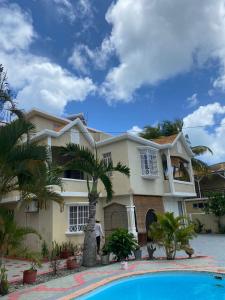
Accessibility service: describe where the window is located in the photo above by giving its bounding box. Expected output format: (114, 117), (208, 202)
(139, 148), (158, 178)
(103, 152), (112, 175)
(68, 205), (89, 233)
(70, 129), (80, 144)
(193, 203), (198, 209)
(63, 170), (84, 180)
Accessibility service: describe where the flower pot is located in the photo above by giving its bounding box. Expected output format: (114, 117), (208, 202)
(23, 269), (37, 284)
(66, 259), (77, 270)
(134, 249), (142, 260)
(120, 261), (128, 270)
(101, 254), (110, 265)
(60, 250), (70, 259)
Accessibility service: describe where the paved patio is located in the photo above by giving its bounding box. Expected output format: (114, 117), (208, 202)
(3, 259), (67, 283)
(1, 235), (225, 300)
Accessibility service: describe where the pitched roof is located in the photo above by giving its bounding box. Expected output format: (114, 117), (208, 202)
(150, 134), (178, 145)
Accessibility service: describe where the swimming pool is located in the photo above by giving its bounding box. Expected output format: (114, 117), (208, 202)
(76, 272), (225, 300)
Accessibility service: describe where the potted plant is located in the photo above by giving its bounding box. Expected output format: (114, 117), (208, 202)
(41, 240), (49, 261)
(23, 254), (42, 284)
(107, 228), (137, 262)
(0, 265), (9, 295)
(60, 242), (70, 259)
(101, 244), (110, 265)
(133, 243), (142, 260)
(66, 257), (78, 270)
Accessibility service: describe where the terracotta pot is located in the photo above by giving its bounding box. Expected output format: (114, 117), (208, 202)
(66, 259), (77, 270)
(60, 250), (70, 259)
(23, 269), (37, 284)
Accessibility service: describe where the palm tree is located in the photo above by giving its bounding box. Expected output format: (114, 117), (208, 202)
(149, 212), (195, 260)
(61, 144), (130, 267)
(0, 206), (41, 264)
(0, 117), (63, 208)
(20, 163), (64, 211)
(0, 65), (23, 122)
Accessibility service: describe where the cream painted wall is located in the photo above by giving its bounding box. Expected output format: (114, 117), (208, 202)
(127, 140), (165, 196)
(163, 197), (180, 216)
(52, 197), (104, 244)
(28, 115), (66, 132)
(12, 202), (53, 250)
(174, 181), (195, 194)
(98, 140), (131, 196)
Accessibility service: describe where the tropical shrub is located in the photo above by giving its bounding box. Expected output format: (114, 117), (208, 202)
(193, 218), (204, 233)
(149, 212), (196, 260)
(107, 229), (137, 261)
(41, 240), (49, 259)
(0, 207), (41, 264)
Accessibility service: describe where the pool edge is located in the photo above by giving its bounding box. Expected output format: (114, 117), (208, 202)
(59, 266), (225, 300)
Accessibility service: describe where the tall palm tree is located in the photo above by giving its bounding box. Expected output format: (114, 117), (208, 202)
(0, 65), (23, 122)
(0, 117), (63, 208)
(61, 144), (130, 267)
(0, 206), (41, 264)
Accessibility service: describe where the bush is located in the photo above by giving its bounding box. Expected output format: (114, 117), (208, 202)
(107, 229), (137, 261)
(149, 212), (196, 260)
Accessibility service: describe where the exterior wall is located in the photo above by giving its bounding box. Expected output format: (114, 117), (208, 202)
(4, 202), (53, 251)
(52, 197), (104, 245)
(98, 140), (131, 196)
(133, 195), (164, 233)
(173, 181), (195, 194)
(51, 125), (92, 149)
(28, 115), (66, 132)
(128, 140), (165, 196)
(104, 203), (128, 237)
(61, 178), (89, 193)
(185, 200), (207, 214)
(163, 197), (180, 216)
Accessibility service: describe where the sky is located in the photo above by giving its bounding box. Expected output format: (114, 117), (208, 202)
(1, 0), (225, 164)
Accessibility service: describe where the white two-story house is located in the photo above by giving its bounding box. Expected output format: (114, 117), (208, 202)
(1, 109), (196, 248)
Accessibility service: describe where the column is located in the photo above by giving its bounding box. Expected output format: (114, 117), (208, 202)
(126, 205), (138, 239)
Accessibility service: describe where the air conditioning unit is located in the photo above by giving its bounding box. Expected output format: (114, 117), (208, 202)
(25, 201), (39, 213)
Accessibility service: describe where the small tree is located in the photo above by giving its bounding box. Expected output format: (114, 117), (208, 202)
(0, 207), (41, 264)
(204, 192), (225, 232)
(149, 212), (195, 260)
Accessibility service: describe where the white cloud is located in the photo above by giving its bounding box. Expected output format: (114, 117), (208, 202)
(0, 3), (96, 115)
(0, 3), (34, 51)
(127, 125), (142, 135)
(186, 93), (198, 108)
(68, 38), (114, 73)
(50, 0), (93, 25)
(183, 103), (225, 164)
(101, 0), (225, 102)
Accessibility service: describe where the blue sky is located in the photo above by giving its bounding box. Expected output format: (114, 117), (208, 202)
(1, 0), (225, 163)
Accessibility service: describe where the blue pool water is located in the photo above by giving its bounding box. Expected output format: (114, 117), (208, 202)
(77, 272), (225, 300)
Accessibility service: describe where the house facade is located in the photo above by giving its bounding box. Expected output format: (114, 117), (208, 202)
(1, 109), (196, 249)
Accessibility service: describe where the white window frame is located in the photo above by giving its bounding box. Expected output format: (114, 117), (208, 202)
(67, 203), (89, 234)
(70, 128), (80, 144)
(103, 152), (112, 176)
(139, 147), (159, 179)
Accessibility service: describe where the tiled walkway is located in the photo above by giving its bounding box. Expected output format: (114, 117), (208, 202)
(4, 259), (66, 283)
(2, 256), (224, 300)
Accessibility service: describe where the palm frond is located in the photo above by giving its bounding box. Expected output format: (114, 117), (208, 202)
(191, 145), (213, 156)
(99, 173), (113, 201)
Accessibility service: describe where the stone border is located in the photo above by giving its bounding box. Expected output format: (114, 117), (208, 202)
(60, 267), (225, 300)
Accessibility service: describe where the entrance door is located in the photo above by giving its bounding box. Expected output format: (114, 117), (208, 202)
(145, 209), (157, 241)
